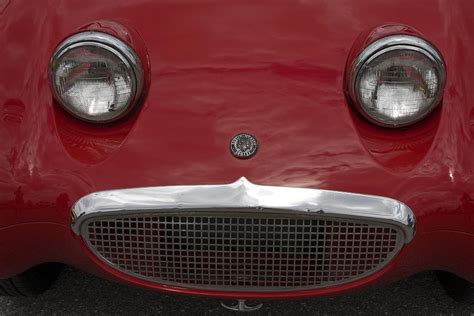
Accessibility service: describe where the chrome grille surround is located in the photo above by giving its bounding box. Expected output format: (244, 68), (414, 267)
(72, 177), (415, 292)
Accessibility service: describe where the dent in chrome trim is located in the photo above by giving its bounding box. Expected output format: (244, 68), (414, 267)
(71, 177), (415, 243)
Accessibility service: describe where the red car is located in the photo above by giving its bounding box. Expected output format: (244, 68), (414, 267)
(1, 0), (473, 311)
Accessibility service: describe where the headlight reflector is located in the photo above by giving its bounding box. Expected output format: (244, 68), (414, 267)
(349, 35), (445, 127)
(49, 32), (144, 122)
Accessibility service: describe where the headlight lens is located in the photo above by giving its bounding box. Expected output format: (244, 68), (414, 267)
(49, 32), (144, 123)
(349, 35), (445, 127)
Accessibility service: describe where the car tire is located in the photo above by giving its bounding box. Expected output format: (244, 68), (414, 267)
(437, 271), (474, 304)
(0, 263), (63, 296)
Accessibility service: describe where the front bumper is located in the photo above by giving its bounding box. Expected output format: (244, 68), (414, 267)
(71, 177), (415, 240)
(70, 177), (415, 293)
(2, 176), (474, 299)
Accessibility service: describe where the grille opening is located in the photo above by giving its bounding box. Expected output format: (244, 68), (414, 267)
(82, 212), (403, 291)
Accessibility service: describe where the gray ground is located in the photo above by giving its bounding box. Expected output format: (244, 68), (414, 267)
(0, 268), (473, 315)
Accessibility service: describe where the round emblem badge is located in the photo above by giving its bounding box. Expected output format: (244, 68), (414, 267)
(229, 133), (258, 159)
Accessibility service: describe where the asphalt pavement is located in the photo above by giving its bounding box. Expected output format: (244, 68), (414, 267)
(0, 268), (473, 315)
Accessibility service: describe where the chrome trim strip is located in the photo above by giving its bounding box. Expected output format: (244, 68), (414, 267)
(71, 177), (415, 243)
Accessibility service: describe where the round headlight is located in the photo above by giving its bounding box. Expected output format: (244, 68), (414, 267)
(49, 32), (144, 123)
(349, 35), (446, 127)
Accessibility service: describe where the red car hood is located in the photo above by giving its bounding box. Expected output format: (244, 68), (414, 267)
(0, 0), (473, 238)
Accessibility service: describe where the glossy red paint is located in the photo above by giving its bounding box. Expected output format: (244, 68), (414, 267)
(1, 0), (474, 298)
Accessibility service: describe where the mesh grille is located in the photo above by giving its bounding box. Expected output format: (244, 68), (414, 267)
(83, 212), (403, 291)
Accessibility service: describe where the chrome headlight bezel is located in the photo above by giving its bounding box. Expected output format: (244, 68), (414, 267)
(348, 35), (446, 128)
(49, 31), (145, 123)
